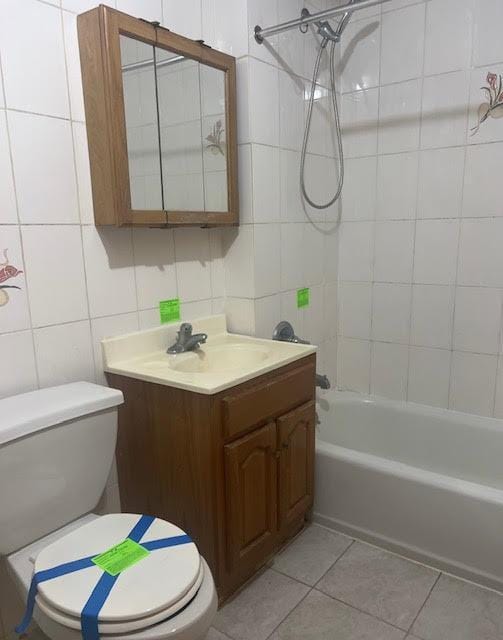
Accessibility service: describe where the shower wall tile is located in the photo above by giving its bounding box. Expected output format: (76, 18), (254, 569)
(378, 79), (421, 154)
(371, 341), (408, 401)
(335, 0), (503, 419)
(253, 223), (281, 297)
(341, 156), (377, 221)
(338, 221), (373, 282)
(417, 147), (464, 219)
(494, 357), (503, 418)
(247, 0), (278, 65)
(337, 337), (371, 394)
(410, 285), (455, 350)
(449, 351), (497, 417)
(407, 346), (451, 409)
(338, 16), (381, 94)
(341, 88), (379, 158)
(453, 287), (503, 355)
(380, 3), (425, 85)
(0, 111), (17, 224)
(423, 0), (473, 76)
(472, 0), (503, 67)
(202, 0), (248, 58)
(413, 219), (459, 285)
(277, 0), (305, 79)
(280, 149), (304, 223)
(371, 283), (411, 344)
(250, 144), (281, 222)
(376, 152), (418, 220)
(338, 282), (372, 340)
(247, 58), (279, 145)
(279, 71), (306, 151)
(420, 71), (470, 149)
(462, 142), (503, 217)
(457, 219), (503, 287)
(373, 220), (414, 283)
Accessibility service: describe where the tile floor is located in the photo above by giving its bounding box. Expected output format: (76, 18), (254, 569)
(206, 524), (503, 640)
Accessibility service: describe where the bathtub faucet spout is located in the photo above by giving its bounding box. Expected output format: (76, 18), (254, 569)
(316, 374), (330, 390)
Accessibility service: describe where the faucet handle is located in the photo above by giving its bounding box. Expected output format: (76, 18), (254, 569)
(178, 323), (193, 338)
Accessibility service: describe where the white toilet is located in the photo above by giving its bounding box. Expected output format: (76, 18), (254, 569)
(0, 382), (217, 640)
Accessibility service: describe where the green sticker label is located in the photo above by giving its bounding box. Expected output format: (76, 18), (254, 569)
(297, 288), (310, 309)
(92, 538), (149, 576)
(159, 298), (181, 324)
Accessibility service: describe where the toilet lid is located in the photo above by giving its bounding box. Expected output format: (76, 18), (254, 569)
(34, 514), (201, 627)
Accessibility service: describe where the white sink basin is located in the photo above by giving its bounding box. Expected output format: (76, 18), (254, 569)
(145, 343), (270, 374)
(102, 315), (316, 394)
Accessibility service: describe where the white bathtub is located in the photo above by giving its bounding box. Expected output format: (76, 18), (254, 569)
(314, 390), (503, 591)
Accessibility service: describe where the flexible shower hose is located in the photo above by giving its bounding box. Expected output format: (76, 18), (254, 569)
(300, 38), (344, 209)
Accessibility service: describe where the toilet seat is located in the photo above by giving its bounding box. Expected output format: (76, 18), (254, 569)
(35, 565), (204, 634)
(33, 514), (202, 634)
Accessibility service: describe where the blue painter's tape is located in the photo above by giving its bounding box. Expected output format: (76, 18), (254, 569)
(142, 534), (192, 551)
(15, 515), (192, 640)
(15, 556), (96, 634)
(81, 572), (119, 640)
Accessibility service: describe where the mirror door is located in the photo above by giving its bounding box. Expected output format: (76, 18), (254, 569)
(78, 5), (238, 227)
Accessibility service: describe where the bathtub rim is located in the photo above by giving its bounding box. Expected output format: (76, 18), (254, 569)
(317, 389), (503, 433)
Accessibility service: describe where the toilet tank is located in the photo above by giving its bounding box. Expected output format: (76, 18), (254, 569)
(0, 382), (123, 555)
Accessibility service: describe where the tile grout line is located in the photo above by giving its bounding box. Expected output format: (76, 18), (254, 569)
(59, 2), (98, 382)
(404, 0), (428, 403)
(405, 571), (442, 636)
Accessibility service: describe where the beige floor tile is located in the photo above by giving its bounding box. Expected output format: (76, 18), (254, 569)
(412, 574), (503, 640)
(316, 542), (439, 630)
(270, 524), (353, 585)
(205, 628), (233, 640)
(269, 589), (406, 640)
(213, 569), (309, 640)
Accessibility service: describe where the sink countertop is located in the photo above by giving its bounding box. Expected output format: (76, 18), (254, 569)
(102, 315), (316, 395)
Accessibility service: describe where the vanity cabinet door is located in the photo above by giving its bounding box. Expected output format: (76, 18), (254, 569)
(277, 401), (315, 536)
(224, 422), (278, 574)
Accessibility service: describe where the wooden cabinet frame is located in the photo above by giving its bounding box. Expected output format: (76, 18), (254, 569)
(108, 354), (316, 601)
(77, 5), (239, 227)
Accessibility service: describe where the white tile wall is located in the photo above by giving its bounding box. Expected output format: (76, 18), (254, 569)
(0, 0), (238, 408)
(336, 0), (503, 417)
(2, 0), (502, 628)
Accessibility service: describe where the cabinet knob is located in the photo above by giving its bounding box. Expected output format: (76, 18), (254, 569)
(282, 442), (289, 450)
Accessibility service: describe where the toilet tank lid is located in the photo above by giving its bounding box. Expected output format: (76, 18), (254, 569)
(0, 382), (123, 446)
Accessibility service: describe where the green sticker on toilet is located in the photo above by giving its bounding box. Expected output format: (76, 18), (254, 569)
(159, 298), (181, 324)
(297, 288), (310, 309)
(92, 538), (150, 576)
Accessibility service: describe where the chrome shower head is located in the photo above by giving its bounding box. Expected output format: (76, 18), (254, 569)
(334, 0), (357, 39)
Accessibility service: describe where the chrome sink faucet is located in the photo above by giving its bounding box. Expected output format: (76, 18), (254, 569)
(167, 323), (208, 354)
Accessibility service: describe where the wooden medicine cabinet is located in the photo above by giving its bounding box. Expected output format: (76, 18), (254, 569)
(77, 5), (238, 227)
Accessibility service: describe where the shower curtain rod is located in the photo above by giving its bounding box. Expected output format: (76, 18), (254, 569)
(254, 0), (391, 43)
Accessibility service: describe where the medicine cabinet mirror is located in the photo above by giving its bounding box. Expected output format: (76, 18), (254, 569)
(78, 5), (238, 227)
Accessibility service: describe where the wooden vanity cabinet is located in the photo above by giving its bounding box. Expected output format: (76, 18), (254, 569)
(107, 354), (316, 601)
